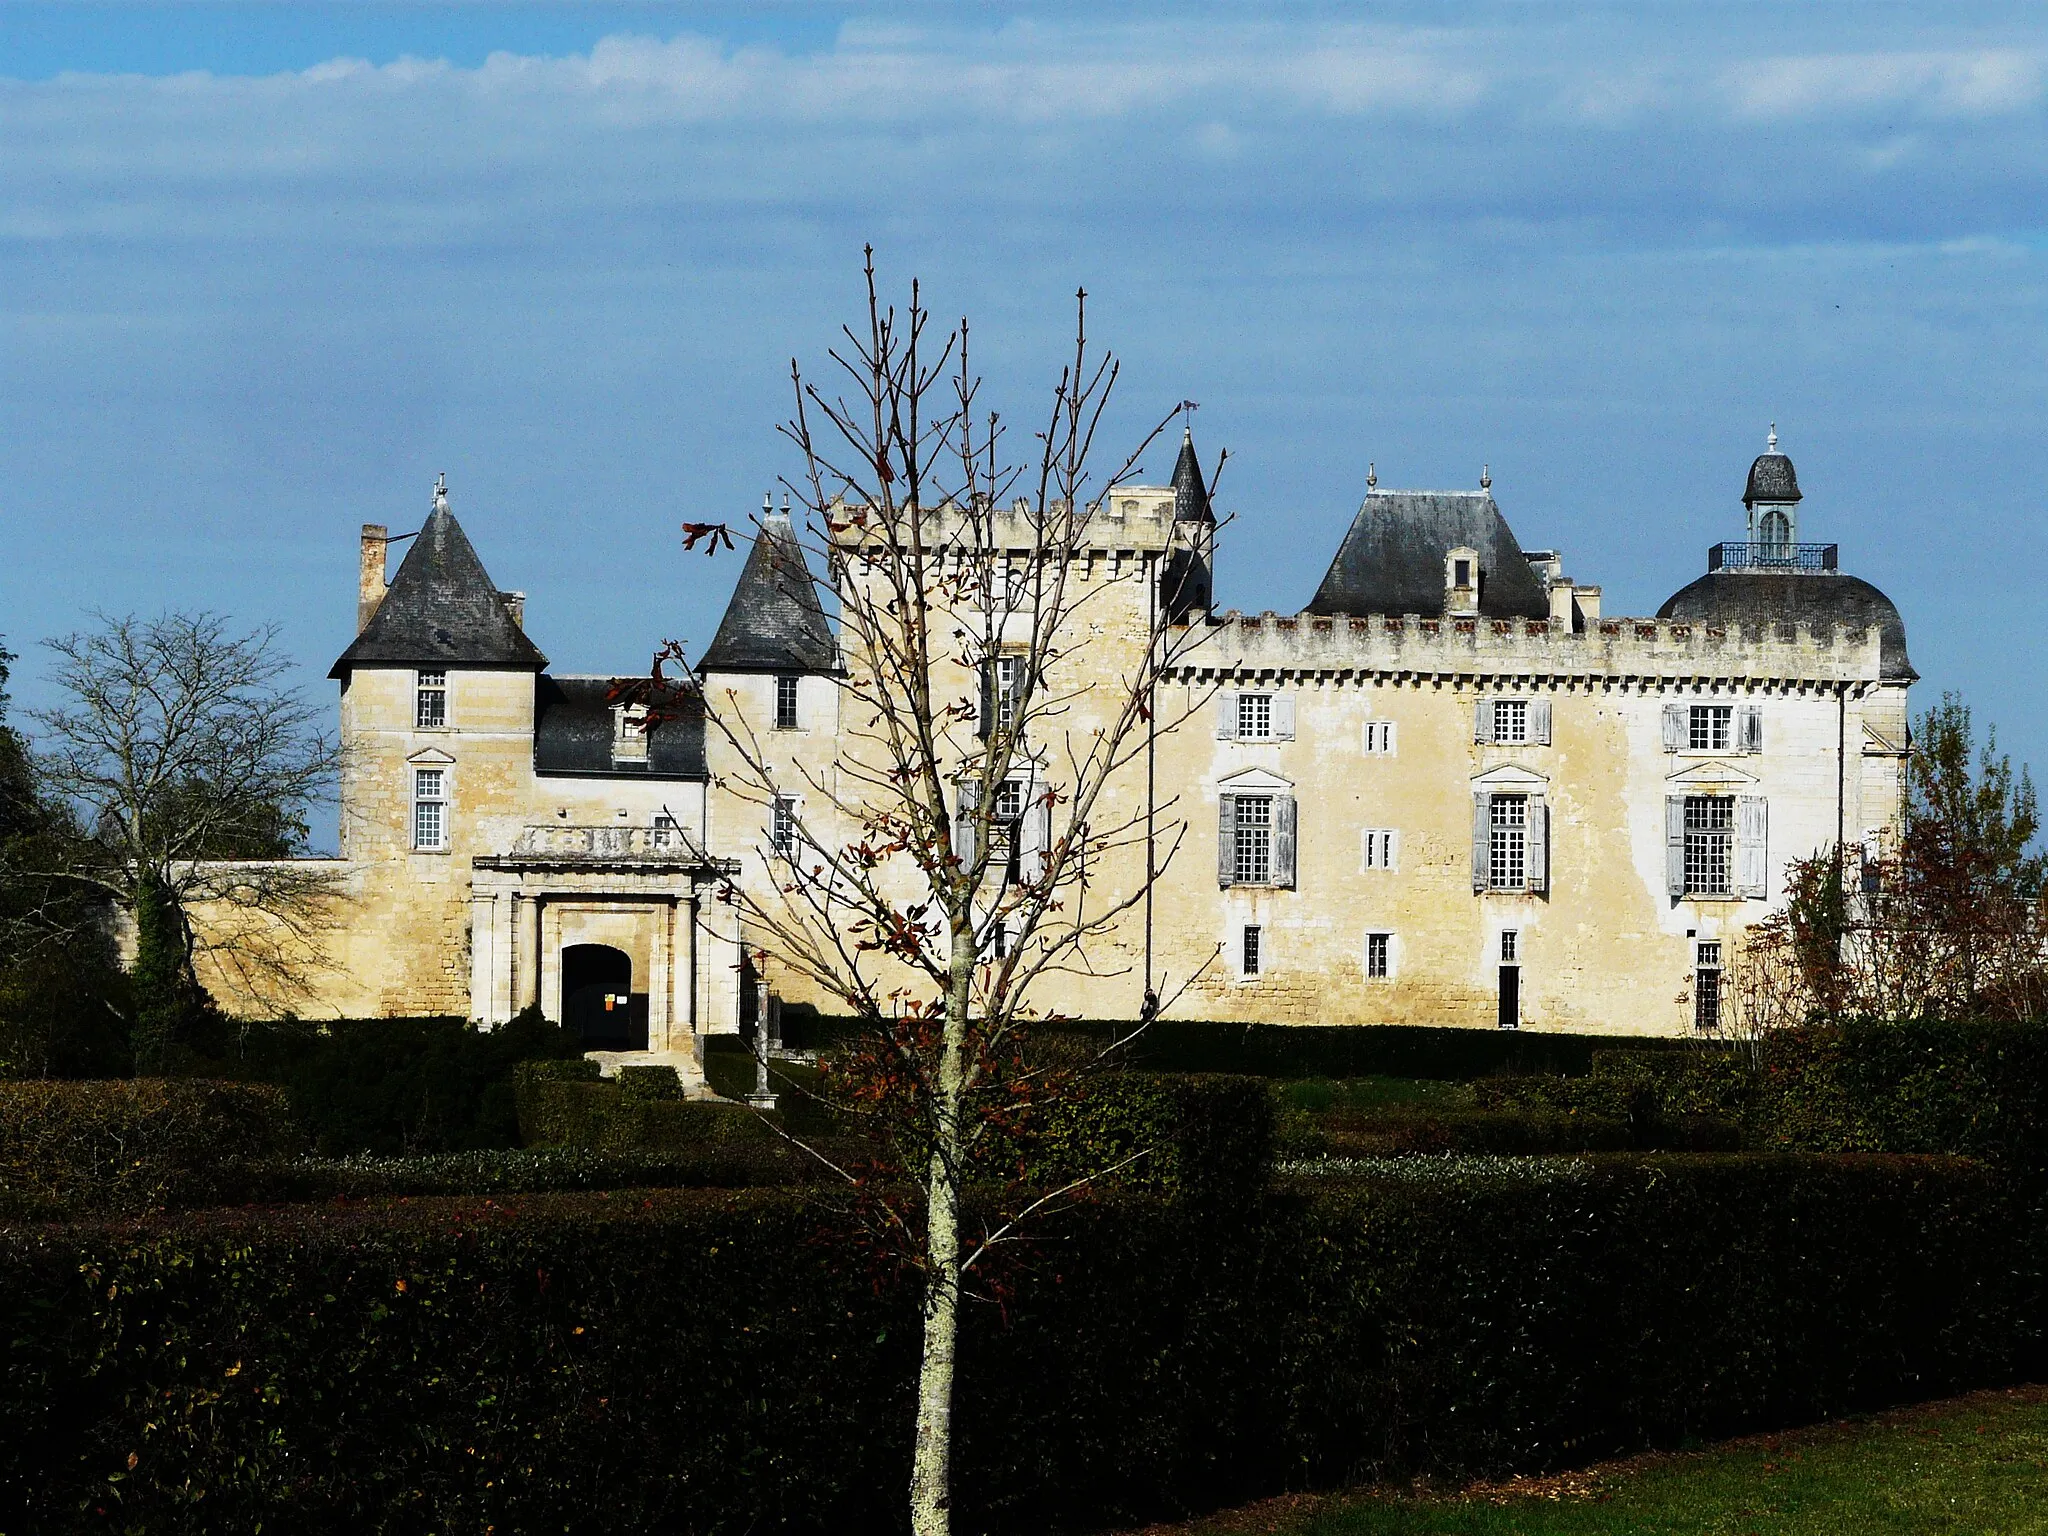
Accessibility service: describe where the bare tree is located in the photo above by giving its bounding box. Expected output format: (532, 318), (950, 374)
(643, 254), (1221, 1535)
(26, 612), (342, 1065)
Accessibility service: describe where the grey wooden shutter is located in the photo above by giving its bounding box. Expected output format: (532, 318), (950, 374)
(977, 662), (994, 740)
(1662, 702), (1686, 751)
(1531, 699), (1553, 746)
(1474, 698), (1495, 744)
(1272, 693), (1296, 741)
(1215, 692), (1236, 740)
(1737, 796), (1769, 898)
(955, 781), (982, 870)
(1020, 782), (1052, 885)
(1665, 796), (1687, 896)
(1274, 795), (1297, 888)
(1526, 797), (1548, 893)
(1217, 794), (1237, 887)
(1471, 792), (1491, 891)
(1739, 704), (1763, 754)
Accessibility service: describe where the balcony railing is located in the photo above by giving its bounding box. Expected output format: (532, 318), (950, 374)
(1707, 541), (1838, 573)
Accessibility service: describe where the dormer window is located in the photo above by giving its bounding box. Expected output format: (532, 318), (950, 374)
(415, 670), (447, 729)
(611, 703), (650, 764)
(1444, 546), (1481, 616)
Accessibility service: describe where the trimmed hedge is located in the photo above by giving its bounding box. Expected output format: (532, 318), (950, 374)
(1030, 1072), (1275, 1201)
(221, 1010), (585, 1155)
(1, 1154), (2035, 1533)
(514, 1060), (784, 1152)
(0, 1079), (300, 1217)
(1090, 1021), (1709, 1081)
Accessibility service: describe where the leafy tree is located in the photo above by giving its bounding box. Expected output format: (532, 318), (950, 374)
(1729, 691), (2048, 1029)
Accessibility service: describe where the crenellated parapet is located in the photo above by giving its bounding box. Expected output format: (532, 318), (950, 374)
(1174, 609), (1894, 691)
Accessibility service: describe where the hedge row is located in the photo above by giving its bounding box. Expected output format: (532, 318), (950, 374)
(1283, 1106), (1743, 1158)
(0, 1079), (300, 1218)
(1479, 1020), (2048, 1169)
(2, 1154), (2034, 1534)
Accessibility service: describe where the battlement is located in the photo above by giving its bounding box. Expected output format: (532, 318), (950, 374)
(827, 488), (1182, 558)
(1177, 608), (1892, 688)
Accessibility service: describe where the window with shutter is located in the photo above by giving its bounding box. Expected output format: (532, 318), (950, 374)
(1273, 795), (1297, 887)
(1662, 702), (1686, 752)
(1524, 797), (1548, 893)
(1217, 794), (1238, 886)
(1530, 699), (1553, 746)
(954, 781), (982, 869)
(1665, 796), (1687, 895)
(1488, 794), (1528, 889)
(1739, 705), (1764, 754)
(1271, 694), (1296, 741)
(1019, 783), (1052, 885)
(1683, 795), (1735, 896)
(1737, 796), (1768, 898)
(1215, 692), (1237, 740)
(1471, 792), (1491, 891)
(1474, 698), (1495, 744)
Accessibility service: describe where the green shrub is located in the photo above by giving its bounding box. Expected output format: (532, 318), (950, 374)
(1752, 1018), (2048, 1165)
(1029, 1072), (1274, 1201)
(0, 1154), (2034, 1534)
(515, 1064), (779, 1152)
(224, 1009), (585, 1155)
(616, 1064), (684, 1102)
(214, 1144), (850, 1201)
(0, 1078), (301, 1215)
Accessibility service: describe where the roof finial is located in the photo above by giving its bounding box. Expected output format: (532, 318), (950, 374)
(780, 491), (791, 514)
(762, 491), (773, 519)
(432, 472), (448, 515)
(1480, 463), (1492, 492)
(1366, 461), (1377, 491)
(1768, 422), (1778, 453)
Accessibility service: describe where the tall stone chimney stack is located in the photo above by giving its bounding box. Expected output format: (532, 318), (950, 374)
(358, 524), (388, 633)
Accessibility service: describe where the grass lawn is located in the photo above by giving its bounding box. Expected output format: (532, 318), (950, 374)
(1129, 1386), (2048, 1536)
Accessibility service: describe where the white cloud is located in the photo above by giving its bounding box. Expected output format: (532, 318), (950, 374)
(1726, 49), (2047, 122)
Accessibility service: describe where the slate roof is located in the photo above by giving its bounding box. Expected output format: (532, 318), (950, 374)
(331, 506), (547, 678)
(1304, 490), (1552, 621)
(698, 513), (837, 674)
(1658, 571), (1915, 681)
(532, 676), (708, 779)
(1171, 429), (1213, 524)
(1744, 452), (1802, 507)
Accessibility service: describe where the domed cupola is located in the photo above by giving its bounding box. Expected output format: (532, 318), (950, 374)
(1743, 424), (1802, 556)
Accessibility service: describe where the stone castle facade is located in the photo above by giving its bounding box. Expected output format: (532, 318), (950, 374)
(199, 436), (1914, 1086)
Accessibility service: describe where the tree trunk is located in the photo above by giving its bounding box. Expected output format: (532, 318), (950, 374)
(909, 938), (974, 1536)
(130, 872), (190, 1074)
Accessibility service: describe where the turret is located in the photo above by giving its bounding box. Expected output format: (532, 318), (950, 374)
(1161, 427), (1214, 622)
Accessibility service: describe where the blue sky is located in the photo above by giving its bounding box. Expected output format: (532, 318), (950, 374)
(5, 3), (2047, 840)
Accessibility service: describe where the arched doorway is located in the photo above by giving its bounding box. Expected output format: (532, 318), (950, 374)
(562, 943), (647, 1050)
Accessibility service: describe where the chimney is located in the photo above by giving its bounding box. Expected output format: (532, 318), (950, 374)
(1548, 577), (1577, 629)
(1575, 585), (1602, 624)
(500, 591), (525, 630)
(358, 524), (388, 633)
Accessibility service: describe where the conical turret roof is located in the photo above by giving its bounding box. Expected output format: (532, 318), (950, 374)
(698, 512), (837, 674)
(330, 499), (546, 678)
(1170, 428), (1213, 524)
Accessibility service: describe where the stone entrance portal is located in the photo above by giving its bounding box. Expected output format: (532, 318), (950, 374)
(562, 942), (645, 1051)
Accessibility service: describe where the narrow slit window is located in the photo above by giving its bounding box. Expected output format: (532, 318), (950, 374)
(1363, 720), (1396, 754)
(1242, 924), (1262, 977)
(774, 675), (799, 730)
(771, 796), (798, 857)
(1365, 931), (1391, 979)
